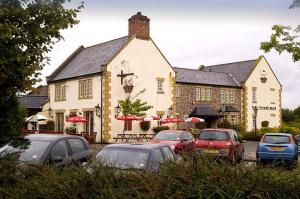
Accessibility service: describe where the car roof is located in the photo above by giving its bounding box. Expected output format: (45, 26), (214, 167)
(264, 133), (292, 136)
(24, 134), (82, 142)
(201, 128), (232, 132)
(104, 143), (169, 150)
(160, 130), (185, 133)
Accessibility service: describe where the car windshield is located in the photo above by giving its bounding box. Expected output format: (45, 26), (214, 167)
(0, 138), (51, 162)
(96, 147), (149, 169)
(199, 131), (229, 141)
(154, 132), (181, 141)
(263, 135), (290, 144)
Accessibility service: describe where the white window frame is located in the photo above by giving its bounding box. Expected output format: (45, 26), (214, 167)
(55, 83), (66, 101)
(79, 79), (93, 99)
(157, 80), (164, 93)
(252, 87), (257, 103)
(196, 88), (201, 101)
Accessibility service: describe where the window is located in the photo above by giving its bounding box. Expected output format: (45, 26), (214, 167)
(56, 113), (64, 132)
(187, 132), (195, 141)
(51, 140), (68, 160)
(68, 139), (86, 154)
(151, 149), (164, 168)
(175, 87), (180, 97)
(229, 90), (235, 103)
(84, 111), (94, 133)
(196, 87), (211, 101)
(230, 115), (237, 125)
(182, 132), (189, 141)
(161, 147), (175, 161)
(252, 87), (257, 103)
(79, 79), (92, 99)
(221, 90), (234, 103)
(223, 115), (228, 121)
(196, 88), (201, 100)
(55, 83), (66, 101)
(124, 120), (132, 131)
(157, 80), (164, 93)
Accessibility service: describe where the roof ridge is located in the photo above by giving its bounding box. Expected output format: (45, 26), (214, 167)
(84, 36), (128, 49)
(204, 59), (257, 68)
(174, 67), (233, 75)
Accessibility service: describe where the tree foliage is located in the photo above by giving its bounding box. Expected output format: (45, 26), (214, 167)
(0, 0), (82, 143)
(118, 89), (153, 117)
(260, 1), (300, 62)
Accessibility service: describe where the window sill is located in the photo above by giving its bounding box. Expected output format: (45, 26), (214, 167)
(157, 91), (164, 94)
(252, 101), (257, 104)
(54, 99), (66, 102)
(78, 96), (93, 100)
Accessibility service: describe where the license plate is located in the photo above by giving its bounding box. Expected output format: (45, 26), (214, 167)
(204, 149), (219, 154)
(270, 147), (284, 151)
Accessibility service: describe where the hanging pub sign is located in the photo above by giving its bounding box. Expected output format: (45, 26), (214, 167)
(252, 106), (276, 111)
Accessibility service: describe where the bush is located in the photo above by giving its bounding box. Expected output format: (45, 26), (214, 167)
(280, 125), (300, 136)
(218, 120), (232, 129)
(65, 127), (76, 134)
(140, 121), (150, 131)
(46, 121), (55, 131)
(194, 122), (206, 130)
(152, 126), (170, 134)
(259, 127), (280, 134)
(261, 120), (269, 127)
(2, 155), (300, 198)
(239, 131), (262, 141)
(232, 124), (246, 134)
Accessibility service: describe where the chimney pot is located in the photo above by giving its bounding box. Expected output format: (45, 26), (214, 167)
(128, 12), (150, 40)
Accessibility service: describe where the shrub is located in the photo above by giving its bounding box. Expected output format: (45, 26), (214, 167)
(152, 126), (170, 133)
(139, 121), (150, 131)
(218, 120), (232, 129)
(46, 121), (55, 131)
(65, 127), (76, 134)
(232, 124), (246, 134)
(259, 127), (279, 134)
(194, 122), (206, 130)
(239, 131), (262, 141)
(261, 120), (269, 127)
(280, 125), (300, 136)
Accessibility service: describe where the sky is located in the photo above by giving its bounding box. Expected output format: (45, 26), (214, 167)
(42, 0), (300, 109)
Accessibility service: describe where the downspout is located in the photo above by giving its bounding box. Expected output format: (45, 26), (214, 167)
(100, 71), (103, 143)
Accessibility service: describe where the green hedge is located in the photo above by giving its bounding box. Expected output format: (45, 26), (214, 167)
(1, 155), (300, 198)
(152, 126), (170, 134)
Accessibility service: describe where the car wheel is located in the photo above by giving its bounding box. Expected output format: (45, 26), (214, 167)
(231, 153), (237, 165)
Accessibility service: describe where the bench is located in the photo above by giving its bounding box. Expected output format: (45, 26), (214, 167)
(138, 133), (155, 141)
(114, 133), (138, 142)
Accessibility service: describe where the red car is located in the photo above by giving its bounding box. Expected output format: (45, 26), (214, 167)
(150, 130), (195, 154)
(195, 128), (245, 163)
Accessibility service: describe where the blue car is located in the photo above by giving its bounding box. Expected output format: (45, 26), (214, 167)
(256, 133), (298, 167)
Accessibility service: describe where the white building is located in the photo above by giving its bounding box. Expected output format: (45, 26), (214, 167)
(45, 12), (176, 142)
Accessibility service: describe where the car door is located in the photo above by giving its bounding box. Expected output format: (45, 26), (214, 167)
(187, 132), (196, 151)
(231, 130), (243, 158)
(181, 132), (189, 151)
(67, 138), (92, 163)
(49, 139), (72, 167)
(150, 148), (164, 171)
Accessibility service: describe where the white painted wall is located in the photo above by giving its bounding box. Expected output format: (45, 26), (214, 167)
(245, 57), (281, 131)
(108, 37), (175, 141)
(48, 75), (102, 140)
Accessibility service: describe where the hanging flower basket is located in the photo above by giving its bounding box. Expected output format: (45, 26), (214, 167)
(123, 84), (134, 93)
(260, 77), (267, 83)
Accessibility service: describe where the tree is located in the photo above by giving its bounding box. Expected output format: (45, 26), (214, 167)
(260, 1), (300, 62)
(0, 0), (82, 143)
(118, 89), (153, 117)
(282, 108), (296, 123)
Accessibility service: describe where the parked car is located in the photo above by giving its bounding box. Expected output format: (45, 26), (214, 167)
(294, 134), (300, 153)
(96, 143), (176, 171)
(0, 134), (93, 167)
(150, 130), (195, 154)
(195, 128), (245, 163)
(256, 133), (298, 167)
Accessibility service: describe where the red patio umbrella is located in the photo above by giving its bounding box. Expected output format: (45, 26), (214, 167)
(141, 116), (160, 121)
(161, 117), (182, 124)
(117, 115), (140, 121)
(66, 115), (88, 123)
(184, 117), (204, 123)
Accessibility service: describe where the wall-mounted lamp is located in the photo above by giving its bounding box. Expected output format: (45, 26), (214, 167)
(168, 106), (173, 117)
(115, 104), (121, 118)
(48, 107), (53, 118)
(95, 104), (102, 117)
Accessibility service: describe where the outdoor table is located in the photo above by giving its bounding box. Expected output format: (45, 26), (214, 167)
(138, 134), (155, 141)
(114, 133), (138, 142)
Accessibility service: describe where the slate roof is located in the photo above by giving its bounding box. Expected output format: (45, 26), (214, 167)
(189, 104), (221, 118)
(174, 67), (240, 87)
(48, 36), (129, 82)
(21, 95), (48, 109)
(202, 59), (257, 83)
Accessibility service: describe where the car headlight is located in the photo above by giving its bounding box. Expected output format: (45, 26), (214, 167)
(170, 145), (175, 150)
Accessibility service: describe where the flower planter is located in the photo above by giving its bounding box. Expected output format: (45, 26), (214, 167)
(123, 84), (133, 93)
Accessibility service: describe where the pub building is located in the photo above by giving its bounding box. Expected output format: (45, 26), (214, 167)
(174, 56), (282, 132)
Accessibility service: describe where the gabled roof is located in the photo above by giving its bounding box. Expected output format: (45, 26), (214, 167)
(47, 36), (129, 82)
(174, 67), (241, 87)
(20, 95), (48, 109)
(202, 59), (257, 83)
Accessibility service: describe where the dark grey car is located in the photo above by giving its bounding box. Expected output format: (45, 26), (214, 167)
(0, 134), (93, 167)
(96, 143), (176, 171)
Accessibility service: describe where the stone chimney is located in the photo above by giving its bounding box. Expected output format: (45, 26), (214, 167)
(128, 12), (150, 40)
